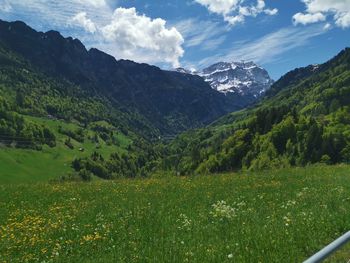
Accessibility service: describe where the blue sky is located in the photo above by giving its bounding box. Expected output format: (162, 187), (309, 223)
(0, 0), (349, 79)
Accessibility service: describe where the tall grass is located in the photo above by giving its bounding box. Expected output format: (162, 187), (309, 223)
(0, 165), (349, 262)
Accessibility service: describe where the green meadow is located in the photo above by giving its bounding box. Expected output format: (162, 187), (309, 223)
(0, 116), (131, 183)
(0, 165), (349, 262)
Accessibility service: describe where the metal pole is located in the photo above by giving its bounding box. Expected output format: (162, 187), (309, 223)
(303, 231), (350, 263)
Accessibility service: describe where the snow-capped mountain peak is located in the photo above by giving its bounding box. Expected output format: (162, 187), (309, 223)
(199, 61), (274, 97)
(176, 61), (274, 98)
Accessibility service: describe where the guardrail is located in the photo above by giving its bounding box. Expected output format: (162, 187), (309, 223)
(303, 231), (350, 263)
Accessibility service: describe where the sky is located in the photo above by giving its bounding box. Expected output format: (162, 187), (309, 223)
(0, 0), (349, 79)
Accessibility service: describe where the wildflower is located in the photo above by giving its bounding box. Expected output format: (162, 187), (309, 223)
(210, 200), (236, 220)
(228, 254), (234, 259)
(176, 214), (192, 231)
(283, 215), (291, 226)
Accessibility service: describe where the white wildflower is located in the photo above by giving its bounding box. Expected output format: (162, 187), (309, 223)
(177, 214), (192, 231)
(210, 200), (236, 220)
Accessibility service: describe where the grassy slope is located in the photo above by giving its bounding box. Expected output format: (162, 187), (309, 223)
(0, 165), (349, 262)
(0, 116), (131, 183)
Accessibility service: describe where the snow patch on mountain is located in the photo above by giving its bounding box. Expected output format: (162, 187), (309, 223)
(176, 61), (274, 98)
(200, 61), (274, 97)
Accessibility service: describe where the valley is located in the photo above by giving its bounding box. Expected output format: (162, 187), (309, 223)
(0, 16), (349, 263)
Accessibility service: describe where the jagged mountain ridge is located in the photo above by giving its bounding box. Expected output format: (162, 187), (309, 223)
(200, 61), (274, 97)
(176, 61), (274, 99)
(0, 19), (248, 135)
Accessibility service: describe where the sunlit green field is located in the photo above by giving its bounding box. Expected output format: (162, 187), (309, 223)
(0, 116), (131, 184)
(1, 165), (350, 262)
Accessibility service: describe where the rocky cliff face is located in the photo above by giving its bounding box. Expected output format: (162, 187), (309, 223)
(176, 61), (274, 99)
(200, 61), (274, 97)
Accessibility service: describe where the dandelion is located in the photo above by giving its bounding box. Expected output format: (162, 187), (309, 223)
(228, 253), (234, 259)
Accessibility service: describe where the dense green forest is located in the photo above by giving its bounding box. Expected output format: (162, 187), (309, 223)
(162, 48), (350, 174)
(0, 45), (158, 138)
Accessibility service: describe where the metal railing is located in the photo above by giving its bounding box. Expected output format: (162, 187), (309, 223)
(303, 231), (350, 263)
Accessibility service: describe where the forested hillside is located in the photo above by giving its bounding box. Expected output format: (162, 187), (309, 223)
(0, 19), (247, 181)
(0, 20), (242, 136)
(0, 25), (159, 181)
(163, 48), (350, 174)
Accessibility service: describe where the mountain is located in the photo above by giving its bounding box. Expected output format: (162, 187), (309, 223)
(164, 48), (350, 174)
(0, 19), (271, 180)
(175, 67), (196, 74)
(0, 19), (244, 136)
(0, 35), (155, 180)
(3, 19), (348, 181)
(265, 64), (319, 98)
(200, 61), (274, 97)
(177, 61), (273, 98)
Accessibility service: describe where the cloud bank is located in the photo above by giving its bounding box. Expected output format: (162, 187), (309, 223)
(72, 7), (184, 67)
(99, 8), (184, 67)
(293, 0), (350, 28)
(174, 19), (228, 51)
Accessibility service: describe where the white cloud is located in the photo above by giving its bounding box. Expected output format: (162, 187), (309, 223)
(0, 1), (184, 67)
(335, 11), (350, 28)
(99, 8), (184, 67)
(197, 25), (327, 67)
(264, 8), (278, 16)
(0, 0), (112, 29)
(194, 0), (278, 25)
(72, 12), (96, 33)
(293, 12), (326, 25)
(0, 1), (12, 12)
(194, 0), (239, 15)
(202, 35), (227, 51)
(293, 0), (350, 28)
(174, 19), (228, 50)
(75, 0), (107, 7)
(323, 22), (331, 30)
